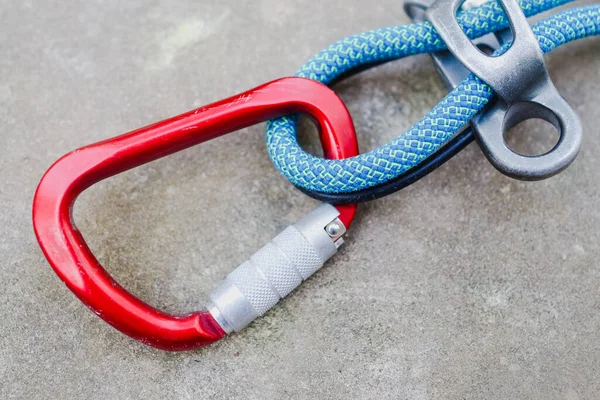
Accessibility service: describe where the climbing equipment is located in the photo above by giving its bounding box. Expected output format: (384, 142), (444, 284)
(427, 0), (581, 179)
(33, 0), (599, 351)
(266, 1), (600, 201)
(298, 0), (600, 204)
(270, 0), (597, 196)
(33, 78), (360, 350)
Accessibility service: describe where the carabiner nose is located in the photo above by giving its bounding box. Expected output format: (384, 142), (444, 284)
(32, 77), (359, 350)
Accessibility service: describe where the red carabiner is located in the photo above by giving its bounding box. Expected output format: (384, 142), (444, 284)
(33, 77), (359, 350)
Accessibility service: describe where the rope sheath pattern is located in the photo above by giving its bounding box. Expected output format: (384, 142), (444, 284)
(265, 2), (600, 193)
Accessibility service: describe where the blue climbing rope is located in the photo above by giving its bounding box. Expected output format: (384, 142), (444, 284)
(266, 1), (600, 193)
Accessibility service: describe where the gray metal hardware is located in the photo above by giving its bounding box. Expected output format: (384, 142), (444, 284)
(406, 0), (582, 180)
(404, 0), (506, 90)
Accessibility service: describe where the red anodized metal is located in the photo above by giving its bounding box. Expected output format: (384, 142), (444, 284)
(32, 77), (359, 351)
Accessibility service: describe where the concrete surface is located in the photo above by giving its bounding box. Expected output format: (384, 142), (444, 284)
(1, 1), (599, 399)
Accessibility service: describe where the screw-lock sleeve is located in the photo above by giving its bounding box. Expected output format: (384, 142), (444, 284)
(208, 204), (342, 333)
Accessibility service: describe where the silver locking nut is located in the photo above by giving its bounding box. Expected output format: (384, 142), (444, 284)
(207, 203), (346, 333)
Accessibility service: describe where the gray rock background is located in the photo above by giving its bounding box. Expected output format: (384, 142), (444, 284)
(1, 1), (599, 399)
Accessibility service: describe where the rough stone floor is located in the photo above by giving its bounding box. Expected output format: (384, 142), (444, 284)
(1, 1), (599, 399)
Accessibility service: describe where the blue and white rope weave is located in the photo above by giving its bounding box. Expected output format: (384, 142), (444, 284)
(266, 1), (600, 193)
